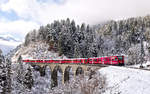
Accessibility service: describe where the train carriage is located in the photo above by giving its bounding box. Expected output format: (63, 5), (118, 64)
(22, 55), (125, 66)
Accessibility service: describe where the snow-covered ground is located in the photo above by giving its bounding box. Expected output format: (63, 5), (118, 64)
(99, 66), (150, 94)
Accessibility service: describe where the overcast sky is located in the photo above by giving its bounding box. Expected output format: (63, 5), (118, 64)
(0, 0), (150, 40)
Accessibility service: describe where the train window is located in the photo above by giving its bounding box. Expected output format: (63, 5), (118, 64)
(112, 59), (115, 61)
(89, 59), (92, 61)
(94, 59), (97, 61)
(85, 59), (88, 62)
(117, 56), (123, 60)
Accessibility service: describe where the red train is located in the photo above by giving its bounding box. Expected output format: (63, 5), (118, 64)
(22, 56), (124, 66)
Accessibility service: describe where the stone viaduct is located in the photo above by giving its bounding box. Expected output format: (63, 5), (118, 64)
(31, 63), (102, 88)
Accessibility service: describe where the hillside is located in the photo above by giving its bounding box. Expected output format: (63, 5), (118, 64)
(17, 16), (150, 65)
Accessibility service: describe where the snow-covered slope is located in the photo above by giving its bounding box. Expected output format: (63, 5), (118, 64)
(0, 34), (22, 55)
(99, 66), (150, 94)
(12, 41), (67, 63)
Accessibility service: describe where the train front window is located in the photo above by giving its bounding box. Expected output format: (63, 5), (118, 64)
(112, 57), (117, 61)
(115, 58), (118, 61)
(117, 56), (123, 61)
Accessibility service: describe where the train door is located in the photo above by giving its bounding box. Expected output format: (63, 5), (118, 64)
(93, 58), (99, 64)
(111, 56), (118, 65)
(103, 57), (107, 64)
(103, 57), (110, 64)
(106, 57), (111, 64)
(89, 58), (93, 64)
(84, 59), (88, 64)
(101, 57), (104, 64)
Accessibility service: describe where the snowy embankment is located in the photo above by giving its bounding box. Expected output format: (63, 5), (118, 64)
(99, 66), (150, 94)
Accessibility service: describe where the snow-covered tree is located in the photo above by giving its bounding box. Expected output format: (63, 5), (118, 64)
(0, 51), (7, 93)
(0, 50), (11, 93)
(23, 66), (34, 89)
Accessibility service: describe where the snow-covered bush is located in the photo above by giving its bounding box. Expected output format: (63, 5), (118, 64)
(127, 44), (141, 65)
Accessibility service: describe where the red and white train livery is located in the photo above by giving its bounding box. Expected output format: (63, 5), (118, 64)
(22, 56), (124, 66)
